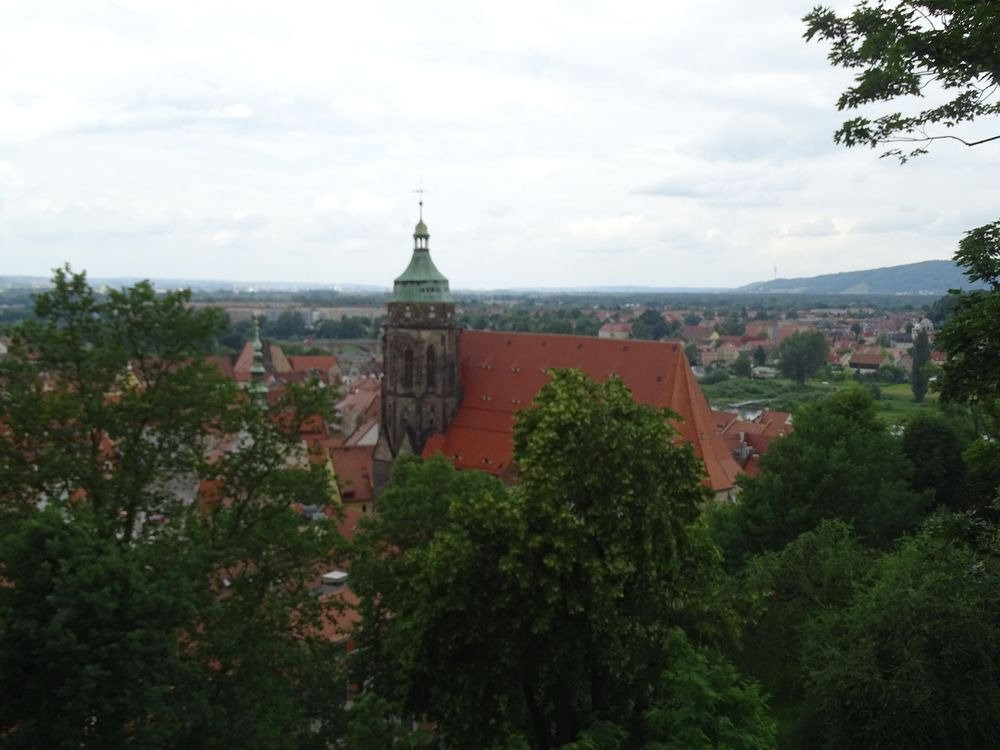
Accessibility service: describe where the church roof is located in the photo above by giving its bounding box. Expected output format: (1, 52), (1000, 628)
(392, 217), (454, 304)
(422, 330), (742, 492)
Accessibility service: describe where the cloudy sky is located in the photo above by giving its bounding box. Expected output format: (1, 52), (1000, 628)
(1, 1), (997, 289)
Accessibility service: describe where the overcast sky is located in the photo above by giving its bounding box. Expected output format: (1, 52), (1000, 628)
(1, 1), (997, 289)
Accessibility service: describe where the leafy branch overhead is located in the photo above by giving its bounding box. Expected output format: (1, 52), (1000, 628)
(804, 1), (1000, 160)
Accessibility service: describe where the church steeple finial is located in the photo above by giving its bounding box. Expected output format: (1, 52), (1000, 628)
(412, 183), (425, 221)
(411, 185), (429, 246)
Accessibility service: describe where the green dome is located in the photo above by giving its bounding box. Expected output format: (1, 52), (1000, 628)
(393, 215), (453, 304)
(392, 258), (453, 303)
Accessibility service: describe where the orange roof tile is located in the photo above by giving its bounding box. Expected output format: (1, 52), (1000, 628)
(288, 355), (338, 375)
(233, 341), (254, 373)
(204, 355), (236, 379)
(421, 331), (742, 492)
(331, 445), (375, 502)
(337, 388), (378, 417)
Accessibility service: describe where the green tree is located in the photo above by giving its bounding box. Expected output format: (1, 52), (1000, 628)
(928, 293), (959, 324)
(711, 388), (932, 565)
(804, 1), (1000, 162)
(715, 315), (745, 337)
(936, 222), (1000, 406)
(800, 514), (1000, 749)
(901, 412), (967, 510)
(875, 363), (907, 384)
(217, 314), (254, 351)
(733, 352), (753, 378)
(0, 269), (345, 749)
(775, 330), (828, 385)
(631, 308), (671, 341)
(964, 437), (1000, 509)
(684, 340), (701, 367)
(735, 521), (873, 730)
(752, 345), (767, 367)
(911, 328), (931, 402)
(352, 371), (774, 749)
(268, 309), (308, 339)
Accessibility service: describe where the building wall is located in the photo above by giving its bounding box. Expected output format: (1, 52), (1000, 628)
(375, 300), (461, 489)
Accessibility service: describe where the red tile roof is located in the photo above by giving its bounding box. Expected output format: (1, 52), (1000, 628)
(204, 355), (235, 379)
(233, 341), (253, 382)
(337, 388), (378, 417)
(422, 331), (742, 492)
(331, 445), (375, 503)
(288, 355), (338, 376)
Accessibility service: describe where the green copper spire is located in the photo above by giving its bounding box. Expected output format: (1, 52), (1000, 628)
(392, 208), (454, 304)
(249, 316), (268, 404)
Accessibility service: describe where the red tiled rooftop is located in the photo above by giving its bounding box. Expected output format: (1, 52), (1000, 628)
(422, 331), (742, 492)
(204, 355), (235, 379)
(337, 388), (378, 416)
(288, 355), (338, 375)
(331, 445), (375, 503)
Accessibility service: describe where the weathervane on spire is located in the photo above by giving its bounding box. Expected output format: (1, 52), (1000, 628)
(412, 182), (426, 220)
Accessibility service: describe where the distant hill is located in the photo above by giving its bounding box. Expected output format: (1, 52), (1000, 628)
(737, 260), (982, 296)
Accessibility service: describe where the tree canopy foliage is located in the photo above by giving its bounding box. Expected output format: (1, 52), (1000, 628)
(774, 330), (828, 385)
(804, 1), (1000, 161)
(352, 370), (775, 749)
(937, 222), (1000, 406)
(801, 515), (1000, 749)
(911, 327), (931, 401)
(711, 388), (931, 565)
(0, 268), (346, 749)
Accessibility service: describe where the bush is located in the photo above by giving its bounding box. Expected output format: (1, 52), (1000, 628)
(699, 369), (731, 385)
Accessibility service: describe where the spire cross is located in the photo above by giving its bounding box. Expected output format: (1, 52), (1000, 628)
(412, 184), (426, 220)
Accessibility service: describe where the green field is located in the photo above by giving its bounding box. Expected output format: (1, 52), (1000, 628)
(700, 376), (936, 425)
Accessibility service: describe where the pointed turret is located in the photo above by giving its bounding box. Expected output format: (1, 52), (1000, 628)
(249, 316), (268, 405)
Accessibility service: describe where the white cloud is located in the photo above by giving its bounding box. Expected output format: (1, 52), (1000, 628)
(782, 218), (839, 238)
(0, 0), (997, 287)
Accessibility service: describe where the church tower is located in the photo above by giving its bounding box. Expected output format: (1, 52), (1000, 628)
(373, 208), (461, 490)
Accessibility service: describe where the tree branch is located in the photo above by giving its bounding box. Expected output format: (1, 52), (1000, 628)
(885, 133), (1000, 147)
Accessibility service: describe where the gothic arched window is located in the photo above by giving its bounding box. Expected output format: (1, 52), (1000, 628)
(403, 348), (413, 389)
(426, 346), (436, 389)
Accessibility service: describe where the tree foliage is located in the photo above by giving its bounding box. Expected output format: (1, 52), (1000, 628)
(631, 308), (678, 341)
(711, 388), (932, 565)
(736, 521), (873, 712)
(352, 370), (774, 749)
(910, 327), (931, 401)
(937, 221), (1000, 406)
(733, 353), (753, 378)
(800, 514), (1000, 749)
(901, 411), (968, 509)
(804, 1), (1000, 161)
(266, 308), (308, 339)
(775, 330), (828, 385)
(0, 268), (346, 749)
